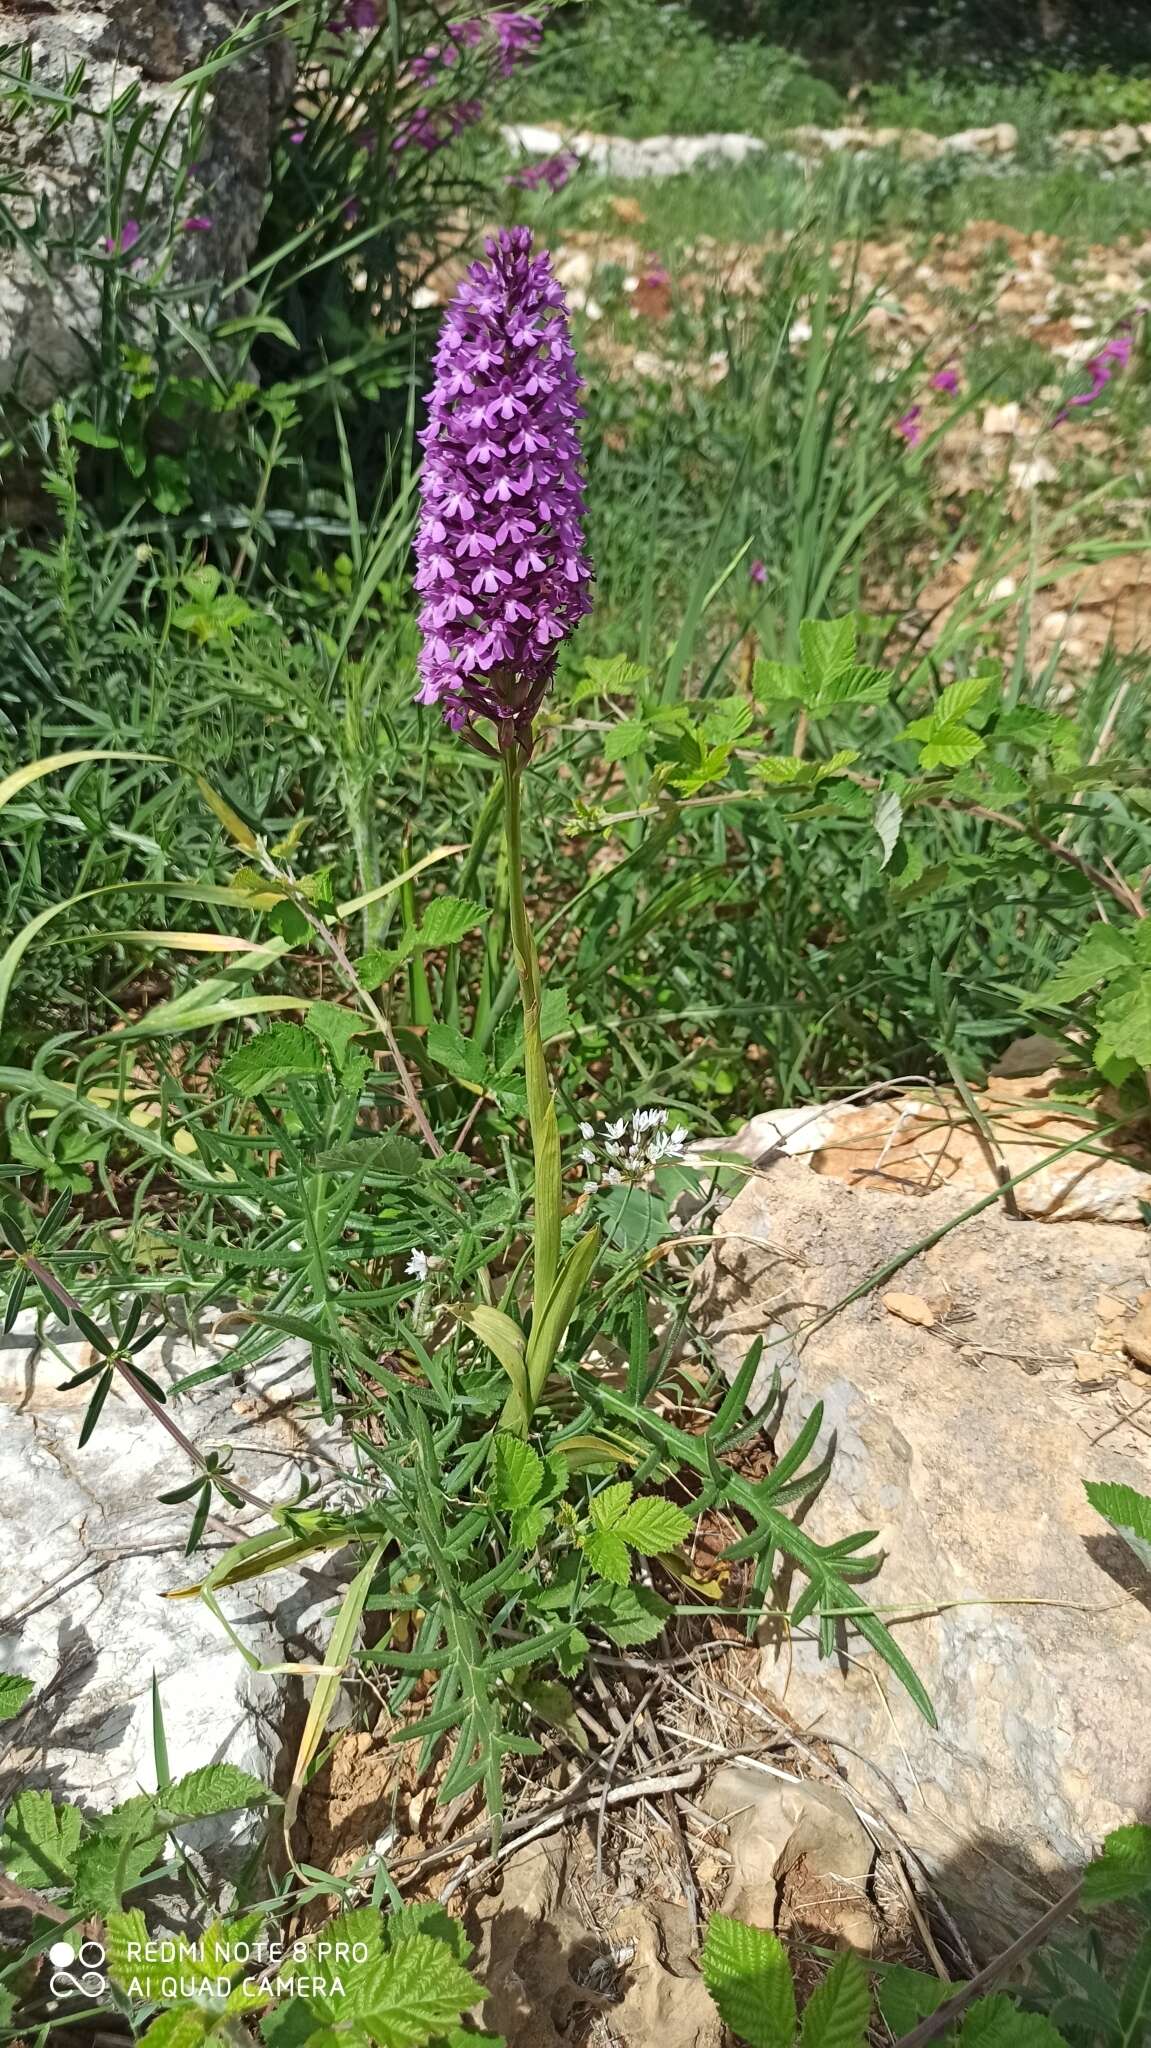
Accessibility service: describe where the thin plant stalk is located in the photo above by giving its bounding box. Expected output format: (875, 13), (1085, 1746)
(501, 747), (562, 1348)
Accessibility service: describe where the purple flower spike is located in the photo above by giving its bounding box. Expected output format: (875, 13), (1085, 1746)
(896, 405), (923, 446)
(508, 150), (578, 193)
(492, 10), (542, 74)
(183, 214), (214, 232)
(931, 363), (960, 395)
(749, 558), (766, 585)
(414, 226), (593, 746)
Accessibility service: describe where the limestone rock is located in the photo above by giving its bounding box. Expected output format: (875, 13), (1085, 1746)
(501, 123), (766, 181)
(0, 0), (292, 409)
(708, 1766), (876, 1953)
(699, 1153), (1151, 1957)
(0, 1312), (352, 1843)
(941, 123), (1018, 157)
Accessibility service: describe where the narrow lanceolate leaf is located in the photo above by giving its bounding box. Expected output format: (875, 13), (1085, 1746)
(462, 1306), (529, 1415)
(1118, 1931), (1151, 2043)
(1081, 1822), (1151, 1908)
(701, 1914), (797, 2048)
(1084, 1480), (1151, 1575)
(799, 1949), (870, 2047)
(0, 749), (168, 810)
(282, 1544), (383, 1862)
(0, 1673), (34, 1721)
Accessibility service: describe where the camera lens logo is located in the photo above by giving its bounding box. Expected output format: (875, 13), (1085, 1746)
(48, 1940), (107, 2000)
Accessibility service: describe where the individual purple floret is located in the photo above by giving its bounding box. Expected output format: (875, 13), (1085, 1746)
(414, 226), (593, 747)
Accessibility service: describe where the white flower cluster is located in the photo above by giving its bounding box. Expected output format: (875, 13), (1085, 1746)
(578, 1107), (689, 1187)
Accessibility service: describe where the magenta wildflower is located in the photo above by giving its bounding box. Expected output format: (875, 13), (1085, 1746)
(492, 10), (543, 73)
(1056, 331), (1133, 423)
(182, 214), (214, 233)
(640, 264), (670, 288)
(896, 405), (923, 446)
(931, 363), (960, 395)
(330, 0), (378, 29)
(103, 219), (140, 255)
(749, 558), (767, 585)
(393, 104), (444, 153)
(508, 150), (578, 193)
(288, 126), (306, 144)
(414, 226), (593, 745)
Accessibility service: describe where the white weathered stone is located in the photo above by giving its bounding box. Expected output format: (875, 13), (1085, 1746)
(699, 1152), (1151, 1956)
(0, 1314), (355, 1843)
(501, 124), (767, 181)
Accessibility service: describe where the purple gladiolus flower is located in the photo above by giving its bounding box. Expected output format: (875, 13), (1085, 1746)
(896, 405), (923, 446)
(749, 558), (766, 585)
(492, 11), (543, 73)
(393, 104), (444, 153)
(931, 363), (960, 394)
(508, 150), (578, 193)
(1056, 331), (1133, 423)
(103, 219), (140, 254)
(183, 214), (214, 232)
(414, 226), (593, 746)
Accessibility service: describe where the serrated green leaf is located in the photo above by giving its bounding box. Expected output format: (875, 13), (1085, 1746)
(589, 1481), (633, 1531)
(218, 1022), (323, 1096)
(1098, 973), (1151, 1065)
(603, 720), (650, 764)
(583, 1528), (630, 1584)
(587, 1582), (670, 1645)
(701, 1913), (797, 2048)
(413, 896), (486, 948)
(935, 675), (995, 724)
(158, 1763), (269, 1821)
(810, 663), (891, 711)
(575, 654), (647, 700)
(1082, 1822), (1151, 1907)
(917, 722), (985, 770)
(0, 1787), (84, 1888)
(615, 1494), (693, 1555)
(106, 1908), (151, 1990)
(138, 2011), (214, 2048)
(72, 1807), (162, 1914)
(799, 1949), (870, 2046)
(800, 615), (856, 693)
(306, 1001), (367, 1071)
(1085, 1480), (1151, 1575)
(1040, 928), (1135, 1002)
(426, 1023), (489, 1091)
(753, 659), (806, 702)
(335, 1931), (479, 2046)
(260, 1996), (322, 2048)
(489, 1434), (544, 1513)
(357, 943), (412, 990)
(956, 1993), (1070, 2044)
(1118, 1930), (1151, 2040)
(877, 1964), (952, 2034)
(0, 1673), (34, 1721)
(874, 789), (903, 870)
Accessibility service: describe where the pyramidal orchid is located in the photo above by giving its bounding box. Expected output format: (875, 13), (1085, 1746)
(414, 227), (596, 1434)
(414, 225), (592, 755)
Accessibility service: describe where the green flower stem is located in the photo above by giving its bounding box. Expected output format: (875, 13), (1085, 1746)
(501, 747), (562, 1373)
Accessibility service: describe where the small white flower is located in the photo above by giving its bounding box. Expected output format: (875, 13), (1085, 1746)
(605, 1117), (627, 1141)
(579, 1146), (596, 1165)
(579, 1121), (595, 1140)
(405, 1248), (430, 1283)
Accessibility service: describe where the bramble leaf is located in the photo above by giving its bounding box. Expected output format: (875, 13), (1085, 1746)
(799, 1948), (870, 2046)
(583, 1528), (630, 1584)
(614, 1494), (693, 1555)
(0, 1673), (34, 1721)
(1081, 1822), (1151, 1908)
(0, 1787), (84, 1888)
(701, 1913), (797, 2048)
(489, 1434), (544, 1514)
(218, 1023), (323, 1095)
